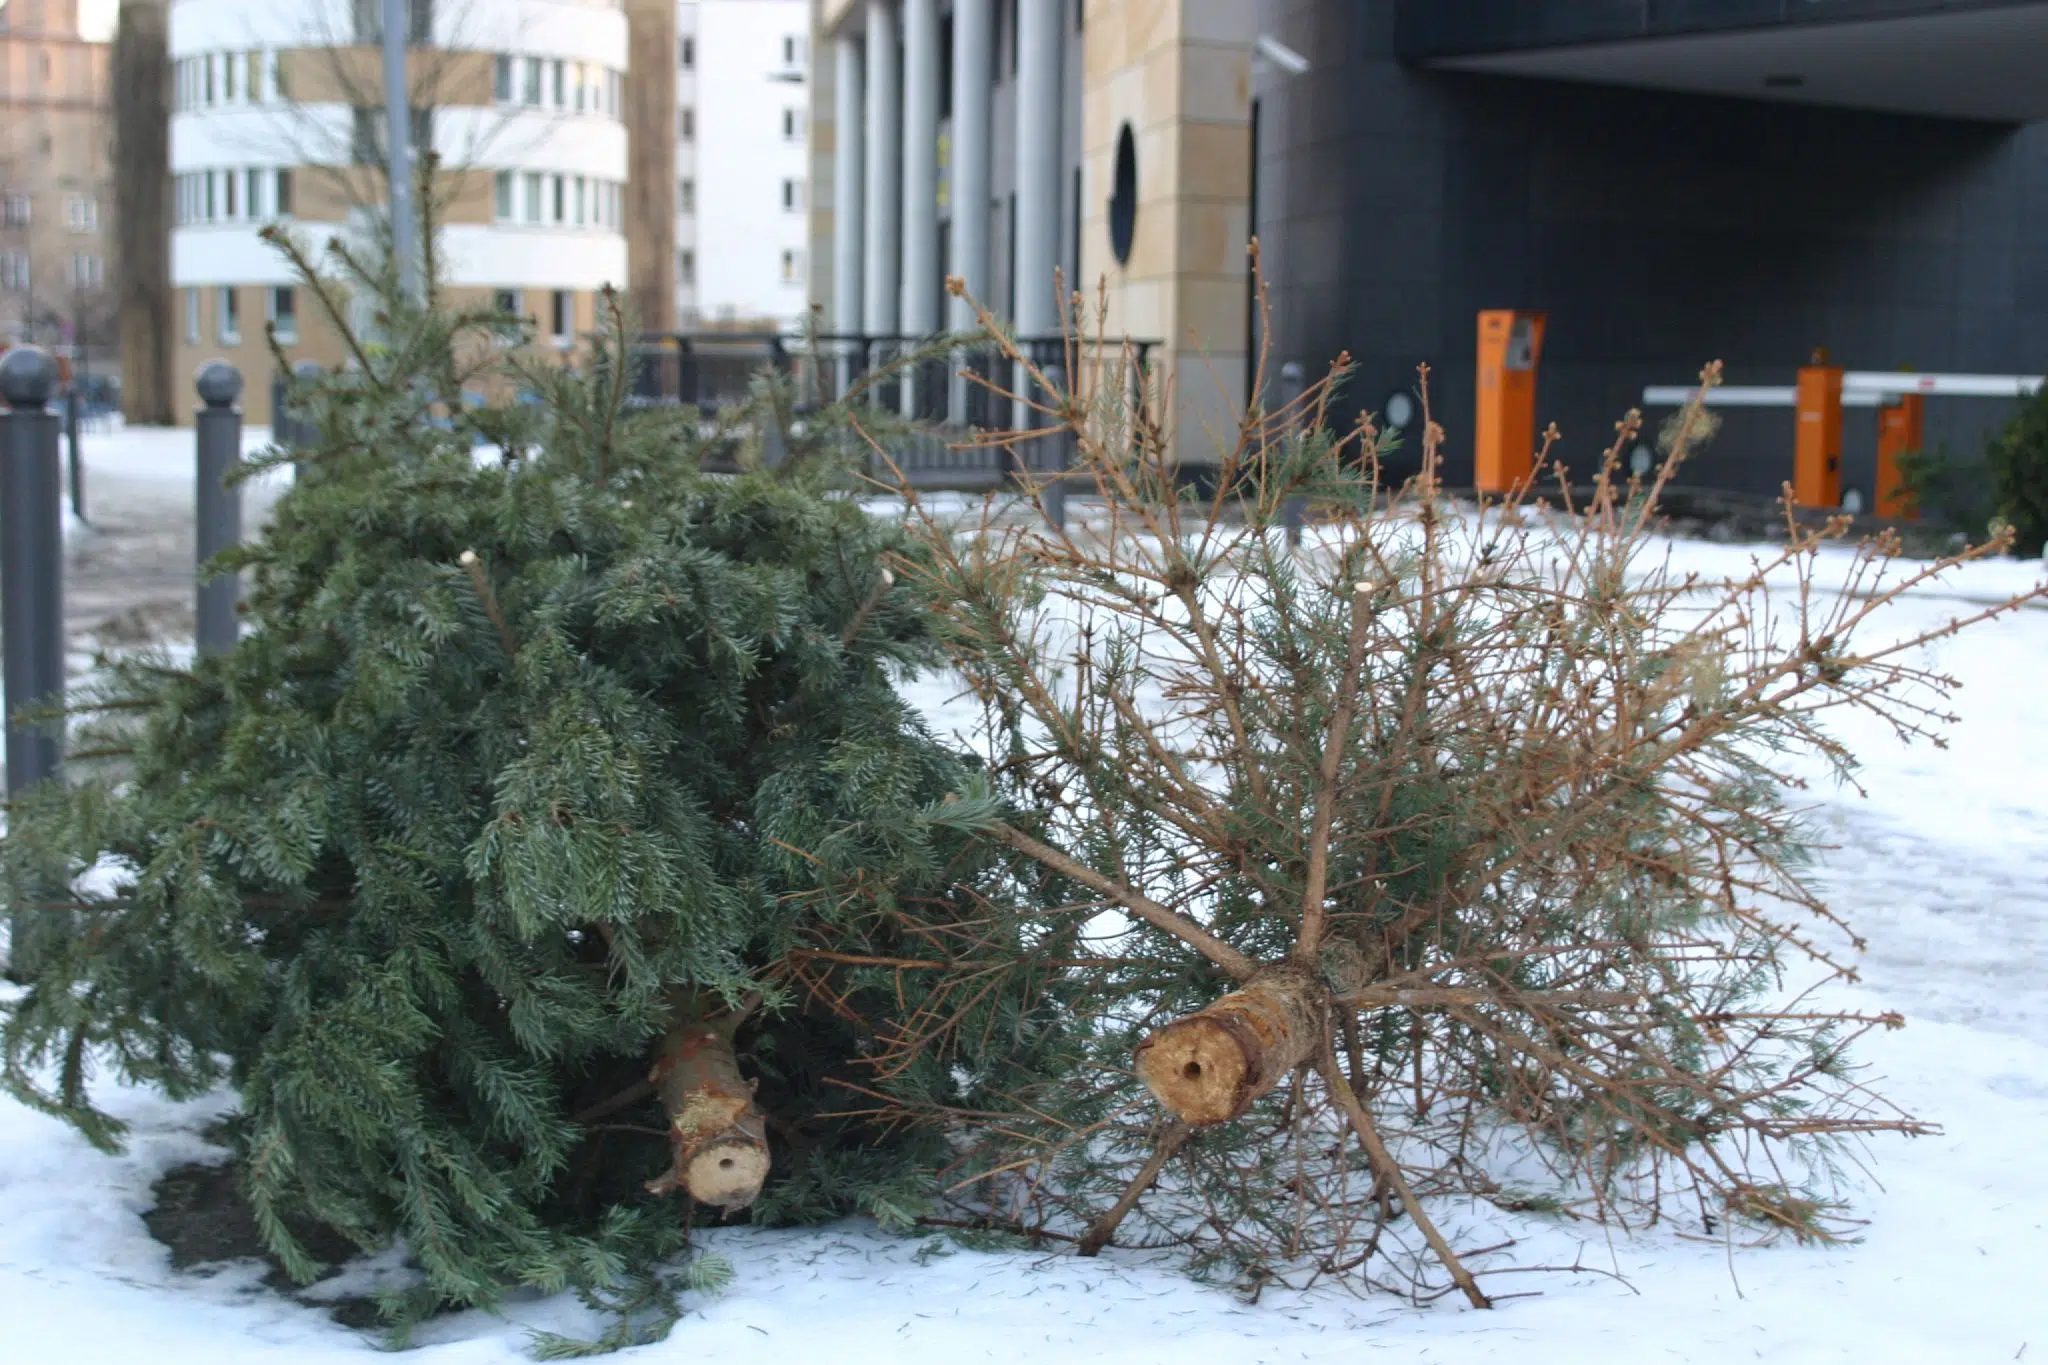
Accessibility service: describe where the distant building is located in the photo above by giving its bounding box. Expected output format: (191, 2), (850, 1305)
(810, 0), (2048, 498)
(0, 0), (116, 376)
(167, 0), (638, 424)
(675, 0), (811, 330)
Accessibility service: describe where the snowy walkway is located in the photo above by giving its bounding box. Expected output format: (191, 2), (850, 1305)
(1, 436), (2044, 1362)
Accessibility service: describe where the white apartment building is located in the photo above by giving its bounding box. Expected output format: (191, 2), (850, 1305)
(675, 0), (811, 328)
(167, 0), (632, 421)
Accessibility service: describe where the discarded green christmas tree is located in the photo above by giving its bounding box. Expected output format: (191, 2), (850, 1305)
(0, 237), (1067, 1349)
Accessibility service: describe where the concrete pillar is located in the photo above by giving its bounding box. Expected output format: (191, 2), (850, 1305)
(947, 0), (993, 422)
(1014, 0), (1063, 339)
(900, 0), (941, 336)
(832, 33), (866, 388)
(861, 0), (901, 337)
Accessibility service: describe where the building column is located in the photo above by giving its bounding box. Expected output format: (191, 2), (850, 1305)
(900, 0), (940, 336)
(861, 0), (901, 338)
(832, 33), (866, 376)
(947, 0), (994, 421)
(1014, 0), (1064, 424)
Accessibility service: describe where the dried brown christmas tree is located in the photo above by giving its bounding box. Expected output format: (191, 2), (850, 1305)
(862, 279), (2046, 1305)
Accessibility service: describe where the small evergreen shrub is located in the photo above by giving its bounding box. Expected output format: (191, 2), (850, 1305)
(1988, 382), (2048, 556)
(1894, 442), (1995, 538)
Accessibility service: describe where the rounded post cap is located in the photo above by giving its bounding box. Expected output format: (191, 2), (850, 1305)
(1279, 361), (1305, 382)
(0, 346), (58, 409)
(197, 360), (245, 409)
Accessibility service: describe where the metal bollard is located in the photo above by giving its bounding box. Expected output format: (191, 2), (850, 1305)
(64, 385), (84, 523)
(289, 359), (325, 450)
(1, 345), (66, 799)
(1042, 363), (1069, 532)
(195, 362), (245, 657)
(270, 373), (290, 446)
(1277, 361), (1307, 549)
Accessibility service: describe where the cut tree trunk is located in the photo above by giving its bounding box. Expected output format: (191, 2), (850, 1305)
(644, 1015), (770, 1212)
(1134, 965), (1326, 1125)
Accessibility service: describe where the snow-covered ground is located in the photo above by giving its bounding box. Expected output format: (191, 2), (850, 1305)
(3, 436), (2046, 1362)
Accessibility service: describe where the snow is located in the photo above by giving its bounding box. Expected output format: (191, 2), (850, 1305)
(4, 441), (2047, 1360)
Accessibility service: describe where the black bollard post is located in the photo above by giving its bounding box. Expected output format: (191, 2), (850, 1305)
(271, 372), (289, 446)
(195, 362), (245, 657)
(285, 359), (324, 483)
(290, 359), (325, 448)
(1042, 363), (1069, 532)
(64, 384), (84, 523)
(1277, 361), (1307, 549)
(1, 345), (66, 807)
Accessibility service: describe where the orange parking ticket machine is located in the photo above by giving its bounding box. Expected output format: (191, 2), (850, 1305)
(1874, 393), (1925, 521)
(1474, 309), (1546, 494)
(1793, 350), (1844, 508)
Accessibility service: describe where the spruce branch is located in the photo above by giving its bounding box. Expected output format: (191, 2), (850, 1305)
(981, 819), (1257, 981)
(459, 549), (519, 660)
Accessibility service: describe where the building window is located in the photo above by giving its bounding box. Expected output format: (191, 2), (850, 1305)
(550, 289), (571, 340)
(245, 169), (263, 219)
(494, 170), (513, 220)
(523, 56), (542, 106)
(224, 51), (237, 101)
(269, 286), (298, 343)
(609, 71), (621, 117)
(781, 249), (800, 284)
(248, 51), (263, 101)
(275, 168), (294, 217)
(0, 251), (27, 291)
(69, 255), (101, 289)
(551, 174), (565, 224)
(218, 286), (240, 345)
(270, 50), (288, 99)
(783, 35), (798, 66)
(2, 192), (28, 227)
(678, 106), (694, 140)
(783, 108), (799, 140)
(678, 248), (695, 285)
(677, 177), (693, 214)
(184, 288), (201, 343)
(65, 194), (98, 231)
(680, 36), (694, 69)
(205, 53), (216, 104)
(205, 172), (217, 221)
(225, 172), (238, 218)
(493, 288), (522, 316)
(574, 175), (586, 225)
(523, 172), (542, 223)
(494, 54), (512, 101)
(781, 178), (801, 211)
(573, 62), (586, 112)
(551, 59), (565, 108)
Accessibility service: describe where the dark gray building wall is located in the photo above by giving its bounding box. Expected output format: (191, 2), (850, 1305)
(1254, 0), (2048, 496)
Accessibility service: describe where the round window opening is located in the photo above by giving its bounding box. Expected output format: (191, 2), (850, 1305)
(1109, 123), (1138, 266)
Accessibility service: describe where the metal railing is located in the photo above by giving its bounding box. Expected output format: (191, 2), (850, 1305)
(628, 331), (1159, 491)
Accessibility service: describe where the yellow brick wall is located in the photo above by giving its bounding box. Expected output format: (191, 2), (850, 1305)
(1080, 0), (1255, 469)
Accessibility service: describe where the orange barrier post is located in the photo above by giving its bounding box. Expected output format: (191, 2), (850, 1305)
(1474, 309), (1546, 494)
(1874, 393), (1924, 521)
(1794, 350), (1843, 508)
